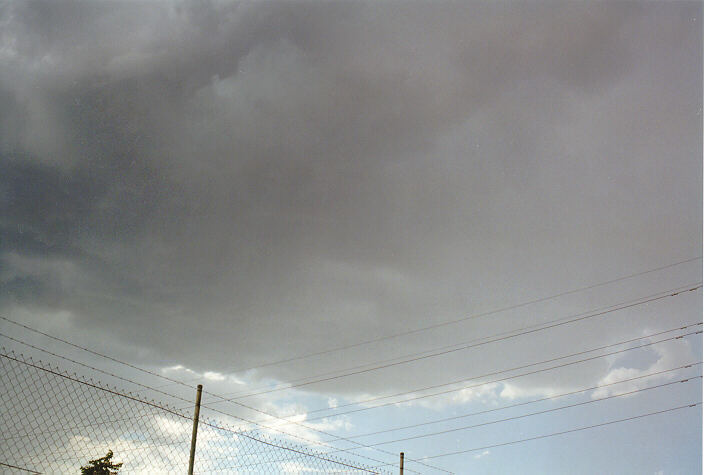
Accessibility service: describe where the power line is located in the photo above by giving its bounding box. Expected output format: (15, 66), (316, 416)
(286, 362), (701, 457)
(295, 326), (702, 423)
(113, 324), (695, 465)
(57, 280), (693, 463)
(301, 326), (702, 421)
(265, 323), (702, 421)
(412, 402), (702, 462)
(343, 362), (702, 440)
(18, 287), (698, 475)
(107, 281), (695, 422)
(164, 257), (703, 387)
(1, 269), (698, 473)
(215, 401), (704, 472)
(213, 284), (700, 400)
(351, 376), (702, 448)
(209, 284), (701, 403)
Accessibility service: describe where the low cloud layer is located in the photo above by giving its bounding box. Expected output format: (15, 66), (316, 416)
(1, 1), (701, 398)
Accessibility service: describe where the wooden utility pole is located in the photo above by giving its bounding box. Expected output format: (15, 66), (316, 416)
(188, 384), (203, 475)
(400, 452), (404, 475)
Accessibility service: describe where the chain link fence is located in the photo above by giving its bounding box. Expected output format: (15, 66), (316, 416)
(0, 349), (386, 474)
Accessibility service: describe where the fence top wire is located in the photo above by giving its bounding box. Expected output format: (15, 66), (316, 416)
(198, 417), (383, 474)
(0, 349), (193, 417)
(0, 461), (42, 474)
(0, 349), (390, 474)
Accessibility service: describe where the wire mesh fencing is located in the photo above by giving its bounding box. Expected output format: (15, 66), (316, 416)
(0, 349), (386, 474)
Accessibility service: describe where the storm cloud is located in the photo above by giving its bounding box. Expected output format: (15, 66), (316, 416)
(0, 0), (701, 398)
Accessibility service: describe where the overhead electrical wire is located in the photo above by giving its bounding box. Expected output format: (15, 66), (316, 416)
(339, 376), (701, 449)
(1, 312), (698, 475)
(213, 402), (704, 472)
(17, 320), (700, 468)
(0, 260), (699, 473)
(157, 257), (703, 390)
(280, 362), (701, 453)
(241, 318), (701, 422)
(53, 284), (702, 428)
(221, 257), (703, 372)
(291, 325), (702, 423)
(192, 362), (704, 472)
(398, 402), (703, 463)
(343, 361), (702, 440)
(212, 284), (702, 400)
(207, 284), (701, 403)
(28, 278), (688, 460)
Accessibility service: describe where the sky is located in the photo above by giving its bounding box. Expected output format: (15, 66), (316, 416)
(0, 1), (702, 474)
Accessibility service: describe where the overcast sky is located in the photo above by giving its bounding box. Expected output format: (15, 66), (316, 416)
(0, 1), (702, 473)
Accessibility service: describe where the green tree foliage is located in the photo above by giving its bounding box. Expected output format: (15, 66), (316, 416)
(80, 450), (123, 474)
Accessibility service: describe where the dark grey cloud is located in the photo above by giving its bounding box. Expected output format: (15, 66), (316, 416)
(1, 1), (701, 396)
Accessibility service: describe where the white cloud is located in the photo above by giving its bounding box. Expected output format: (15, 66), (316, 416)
(452, 383), (500, 404)
(280, 460), (321, 473)
(592, 338), (694, 399)
(153, 415), (190, 437)
(499, 382), (561, 401)
(163, 364), (184, 371)
(474, 449), (490, 460)
(203, 371), (226, 381)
